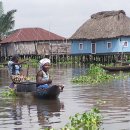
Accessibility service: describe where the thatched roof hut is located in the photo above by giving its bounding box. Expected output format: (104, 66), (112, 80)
(71, 10), (130, 40)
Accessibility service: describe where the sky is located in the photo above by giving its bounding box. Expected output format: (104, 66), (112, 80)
(1, 0), (130, 38)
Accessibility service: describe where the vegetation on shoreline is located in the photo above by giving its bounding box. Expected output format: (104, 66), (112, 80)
(71, 64), (130, 85)
(0, 58), (72, 69)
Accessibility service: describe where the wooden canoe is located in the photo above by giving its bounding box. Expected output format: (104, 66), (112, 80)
(15, 82), (63, 99)
(101, 65), (130, 72)
(33, 85), (61, 99)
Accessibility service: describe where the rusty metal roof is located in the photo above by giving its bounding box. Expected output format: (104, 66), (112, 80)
(0, 27), (65, 44)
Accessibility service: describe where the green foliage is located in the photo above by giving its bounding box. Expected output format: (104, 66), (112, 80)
(43, 107), (102, 130)
(0, 1), (16, 40)
(0, 1), (4, 17)
(71, 64), (129, 85)
(62, 107), (102, 130)
(21, 58), (38, 68)
(2, 88), (16, 98)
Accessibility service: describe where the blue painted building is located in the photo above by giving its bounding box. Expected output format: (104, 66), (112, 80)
(70, 10), (130, 56)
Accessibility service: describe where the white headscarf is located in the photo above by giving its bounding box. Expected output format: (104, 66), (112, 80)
(39, 58), (51, 70)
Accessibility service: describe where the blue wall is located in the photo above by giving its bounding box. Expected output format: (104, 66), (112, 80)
(120, 37), (130, 52)
(71, 37), (130, 55)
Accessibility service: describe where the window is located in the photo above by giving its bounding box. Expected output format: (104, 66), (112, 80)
(122, 41), (128, 47)
(107, 42), (112, 49)
(79, 43), (83, 50)
(91, 43), (96, 54)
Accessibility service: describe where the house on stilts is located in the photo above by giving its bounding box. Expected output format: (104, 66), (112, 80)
(0, 27), (71, 62)
(70, 10), (130, 64)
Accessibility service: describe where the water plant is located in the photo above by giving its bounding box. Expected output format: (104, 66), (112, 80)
(71, 64), (129, 85)
(43, 107), (102, 130)
(2, 88), (16, 97)
(62, 107), (102, 130)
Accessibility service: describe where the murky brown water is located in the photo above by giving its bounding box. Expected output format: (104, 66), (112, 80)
(0, 64), (130, 130)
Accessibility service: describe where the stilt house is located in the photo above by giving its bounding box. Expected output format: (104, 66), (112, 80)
(0, 27), (71, 60)
(70, 10), (130, 60)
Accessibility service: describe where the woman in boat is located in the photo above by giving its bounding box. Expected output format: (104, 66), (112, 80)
(8, 55), (27, 84)
(36, 58), (52, 89)
(36, 58), (64, 91)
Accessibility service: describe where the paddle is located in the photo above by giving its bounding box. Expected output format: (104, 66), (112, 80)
(26, 60), (30, 78)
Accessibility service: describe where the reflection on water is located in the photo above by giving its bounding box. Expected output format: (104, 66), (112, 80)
(0, 96), (64, 130)
(0, 68), (11, 87)
(0, 64), (130, 130)
(70, 79), (130, 130)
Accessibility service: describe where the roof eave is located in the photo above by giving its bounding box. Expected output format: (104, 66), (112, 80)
(69, 35), (130, 41)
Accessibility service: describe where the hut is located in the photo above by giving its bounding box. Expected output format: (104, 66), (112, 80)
(70, 10), (130, 63)
(0, 27), (71, 61)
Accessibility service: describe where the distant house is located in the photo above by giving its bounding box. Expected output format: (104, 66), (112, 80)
(70, 10), (130, 56)
(0, 27), (71, 59)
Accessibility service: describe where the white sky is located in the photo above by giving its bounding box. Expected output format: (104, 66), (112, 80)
(1, 0), (130, 38)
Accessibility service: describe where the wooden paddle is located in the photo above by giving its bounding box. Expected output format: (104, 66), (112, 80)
(26, 61), (29, 77)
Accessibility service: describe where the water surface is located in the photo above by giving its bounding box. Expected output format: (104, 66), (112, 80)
(0, 64), (130, 130)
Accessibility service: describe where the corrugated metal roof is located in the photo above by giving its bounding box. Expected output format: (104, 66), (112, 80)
(0, 27), (65, 44)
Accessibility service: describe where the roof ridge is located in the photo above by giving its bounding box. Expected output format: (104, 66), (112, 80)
(91, 10), (126, 19)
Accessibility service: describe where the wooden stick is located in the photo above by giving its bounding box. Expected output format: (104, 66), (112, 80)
(26, 61), (29, 77)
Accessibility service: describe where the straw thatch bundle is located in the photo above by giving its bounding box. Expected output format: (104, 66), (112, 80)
(71, 10), (130, 40)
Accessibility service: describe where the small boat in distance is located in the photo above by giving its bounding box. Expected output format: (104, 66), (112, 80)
(101, 65), (130, 72)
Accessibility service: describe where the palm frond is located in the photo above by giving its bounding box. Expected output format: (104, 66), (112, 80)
(0, 9), (16, 40)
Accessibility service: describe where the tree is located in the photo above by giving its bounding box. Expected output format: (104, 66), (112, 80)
(0, 1), (3, 17)
(0, 1), (16, 41)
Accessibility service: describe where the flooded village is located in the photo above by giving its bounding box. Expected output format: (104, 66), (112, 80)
(0, 1), (130, 130)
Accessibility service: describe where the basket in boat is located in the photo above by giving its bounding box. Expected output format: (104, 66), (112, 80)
(11, 75), (25, 83)
(16, 81), (36, 92)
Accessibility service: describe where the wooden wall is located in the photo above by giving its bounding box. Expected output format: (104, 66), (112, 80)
(0, 40), (71, 61)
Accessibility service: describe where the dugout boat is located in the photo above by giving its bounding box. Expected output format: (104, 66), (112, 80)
(101, 65), (130, 72)
(15, 81), (63, 99)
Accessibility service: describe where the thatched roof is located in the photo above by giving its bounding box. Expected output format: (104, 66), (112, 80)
(70, 10), (130, 40)
(0, 27), (65, 44)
